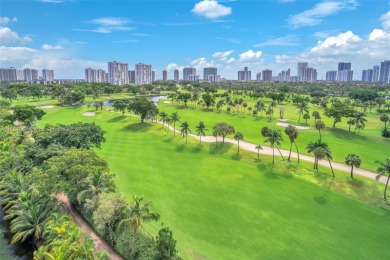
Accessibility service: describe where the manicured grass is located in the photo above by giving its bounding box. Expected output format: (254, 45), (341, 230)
(157, 98), (390, 171)
(36, 106), (390, 260)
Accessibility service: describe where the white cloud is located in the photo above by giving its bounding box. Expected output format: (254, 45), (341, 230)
(0, 27), (32, 44)
(214, 36), (241, 43)
(192, 0), (232, 19)
(238, 50), (263, 63)
(0, 46), (36, 61)
(165, 63), (184, 72)
(131, 33), (152, 37)
(113, 39), (138, 43)
(42, 44), (63, 50)
(212, 50), (234, 59)
(380, 11), (390, 31)
(287, 0), (358, 29)
(75, 17), (135, 33)
(0, 17), (17, 25)
(312, 30), (340, 39)
(254, 35), (300, 47)
(368, 29), (390, 41)
(89, 17), (129, 26)
(226, 57), (236, 64)
(310, 31), (361, 56)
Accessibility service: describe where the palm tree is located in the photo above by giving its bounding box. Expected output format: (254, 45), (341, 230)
(347, 118), (356, 132)
(284, 125), (299, 162)
(196, 121), (207, 143)
(380, 114), (389, 128)
(306, 141), (334, 177)
(117, 195), (160, 249)
(262, 127), (284, 164)
(234, 132), (244, 153)
(180, 121), (191, 144)
(297, 102), (309, 123)
(315, 120), (326, 141)
(159, 111), (168, 130)
(376, 159), (390, 201)
(354, 112), (367, 134)
(312, 111), (321, 122)
(170, 112), (180, 136)
(255, 145), (263, 158)
(303, 113), (310, 124)
(345, 154), (361, 179)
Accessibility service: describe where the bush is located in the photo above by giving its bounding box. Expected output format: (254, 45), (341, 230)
(381, 127), (390, 138)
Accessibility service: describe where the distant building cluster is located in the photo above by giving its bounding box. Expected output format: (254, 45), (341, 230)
(0, 67), (54, 83)
(361, 60), (390, 83)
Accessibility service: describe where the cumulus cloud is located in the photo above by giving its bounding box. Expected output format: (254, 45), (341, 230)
(238, 50), (263, 63)
(287, 0), (358, 29)
(0, 46), (37, 61)
(310, 31), (361, 56)
(42, 44), (63, 50)
(0, 27), (32, 44)
(165, 63), (184, 72)
(192, 0), (232, 19)
(380, 11), (390, 31)
(212, 50), (234, 61)
(0, 17), (17, 25)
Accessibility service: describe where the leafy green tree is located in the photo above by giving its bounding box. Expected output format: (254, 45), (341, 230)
(117, 195), (160, 249)
(6, 105), (45, 128)
(376, 159), (390, 201)
(284, 125), (299, 162)
(262, 127), (284, 164)
(156, 227), (178, 260)
(212, 122), (235, 143)
(113, 99), (128, 115)
(345, 154), (361, 179)
(324, 102), (355, 128)
(354, 112), (367, 134)
(234, 132), (244, 153)
(201, 93), (215, 109)
(128, 97), (158, 123)
(180, 121), (191, 144)
(1, 88), (18, 103)
(170, 112), (180, 136)
(0, 100), (11, 109)
(315, 120), (326, 141)
(59, 91), (85, 106)
(177, 93), (192, 106)
(196, 121), (207, 143)
(380, 114), (389, 128)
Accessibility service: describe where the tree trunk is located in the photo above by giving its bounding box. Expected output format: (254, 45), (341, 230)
(294, 142), (300, 163)
(257, 150), (260, 158)
(222, 136), (225, 143)
(199, 136), (202, 143)
(328, 159), (335, 178)
(384, 175), (390, 201)
(288, 142), (292, 162)
(173, 123), (176, 136)
(276, 146), (285, 160)
(185, 134), (187, 144)
(319, 130), (322, 141)
(237, 141), (240, 153)
(333, 119), (336, 128)
(351, 165), (354, 178)
(272, 147), (275, 164)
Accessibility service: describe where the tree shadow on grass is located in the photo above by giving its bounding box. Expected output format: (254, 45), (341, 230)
(231, 153), (242, 160)
(163, 137), (174, 143)
(107, 115), (126, 123)
(175, 144), (186, 153)
(209, 143), (231, 155)
(120, 122), (153, 132)
(257, 161), (293, 180)
(314, 177), (335, 205)
(191, 144), (203, 153)
(326, 128), (369, 141)
(347, 178), (364, 187)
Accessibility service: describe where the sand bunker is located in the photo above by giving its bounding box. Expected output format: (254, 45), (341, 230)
(40, 105), (55, 109)
(278, 118), (288, 122)
(276, 122), (309, 130)
(164, 101), (171, 104)
(83, 112), (96, 117)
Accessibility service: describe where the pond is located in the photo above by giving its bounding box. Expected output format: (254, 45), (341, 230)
(87, 95), (168, 107)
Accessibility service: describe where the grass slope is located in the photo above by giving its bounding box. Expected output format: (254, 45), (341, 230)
(36, 106), (390, 260)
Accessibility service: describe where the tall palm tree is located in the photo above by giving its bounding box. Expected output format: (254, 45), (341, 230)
(234, 132), (244, 153)
(159, 111), (168, 130)
(117, 195), (160, 249)
(255, 145), (263, 158)
(376, 159), (390, 201)
(284, 125), (299, 162)
(180, 121), (191, 144)
(306, 141), (334, 177)
(345, 154), (361, 179)
(354, 112), (367, 134)
(312, 111), (321, 123)
(170, 112), (180, 136)
(315, 120), (326, 141)
(196, 121), (207, 143)
(262, 127), (284, 164)
(296, 102), (309, 123)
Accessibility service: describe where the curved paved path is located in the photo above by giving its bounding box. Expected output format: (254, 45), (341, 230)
(56, 194), (123, 260)
(158, 122), (387, 185)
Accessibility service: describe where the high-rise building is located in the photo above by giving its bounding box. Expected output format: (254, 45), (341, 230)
(276, 69), (290, 81)
(326, 71), (337, 81)
(206, 74), (220, 82)
(42, 69), (54, 81)
(152, 70), (155, 82)
(379, 60), (390, 83)
(262, 69), (272, 82)
(85, 68), (107, 83)
(0, 67), (17, 82)
(162, 70), (168, 81)
(256, 72), (261, 81)
(238, 67), (251, 81)
(362, 69), (374, 83)
(23, 68), (38, 82)
(337, 62), (353, 82)
(108, 61), (129, 85)
(203, 67), (217, 81)
(183, 67), (196, 81)
(303, 67), (317, 82)
(128, 70), (135, 82)
(373, 65), (380, 82)
(174, 69), (179, 82)
(297, 62), (308, 81)
(135, 63), (152, 85)
(188, 75), (199, 81)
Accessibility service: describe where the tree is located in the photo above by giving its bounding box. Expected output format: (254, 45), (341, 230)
(312, 111), (321, 123)
(255, 145), (263, 158)
(1, 88), (18, 103)
(196, 121), (207, 143)
(354, 112), (367, 134)
(177, 93), (192, 106)
(376, 159), (390, 201)
(7, 105), (46, 128)
(284, 125), (299, 162)
(201, 93), (215, 109)
(170, 112), (180, 136)
(113, 99), (128, 115)
(117, 195), (160, 249)
(261, 127), (284, 164)
(315, 120), (326, 141)
(324, 102), (355, 128)
(128, 97), (158, 123)
(156, 227), (178, 260)
(212, 122), (235, 143)
(296, 102), (309, 123)
(59, 91), (85, 106)
(180, 121), (191, 144)
(234, 132), (244, 153)
(347, 118), (356, 132)
(159, 111), (168, 129)
(303, 113), (310, 124)
(380, 114), (389, 129)
(345, 154), (361, 179)
(306, 141), (334, 177)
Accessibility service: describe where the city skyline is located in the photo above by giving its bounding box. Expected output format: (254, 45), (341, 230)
(0, 0), (389, 80)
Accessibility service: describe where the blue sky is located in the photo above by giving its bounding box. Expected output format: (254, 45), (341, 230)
(1, 0), (389, 80)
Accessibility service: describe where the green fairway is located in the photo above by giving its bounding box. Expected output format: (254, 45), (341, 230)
(35, 106), (390, 260)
